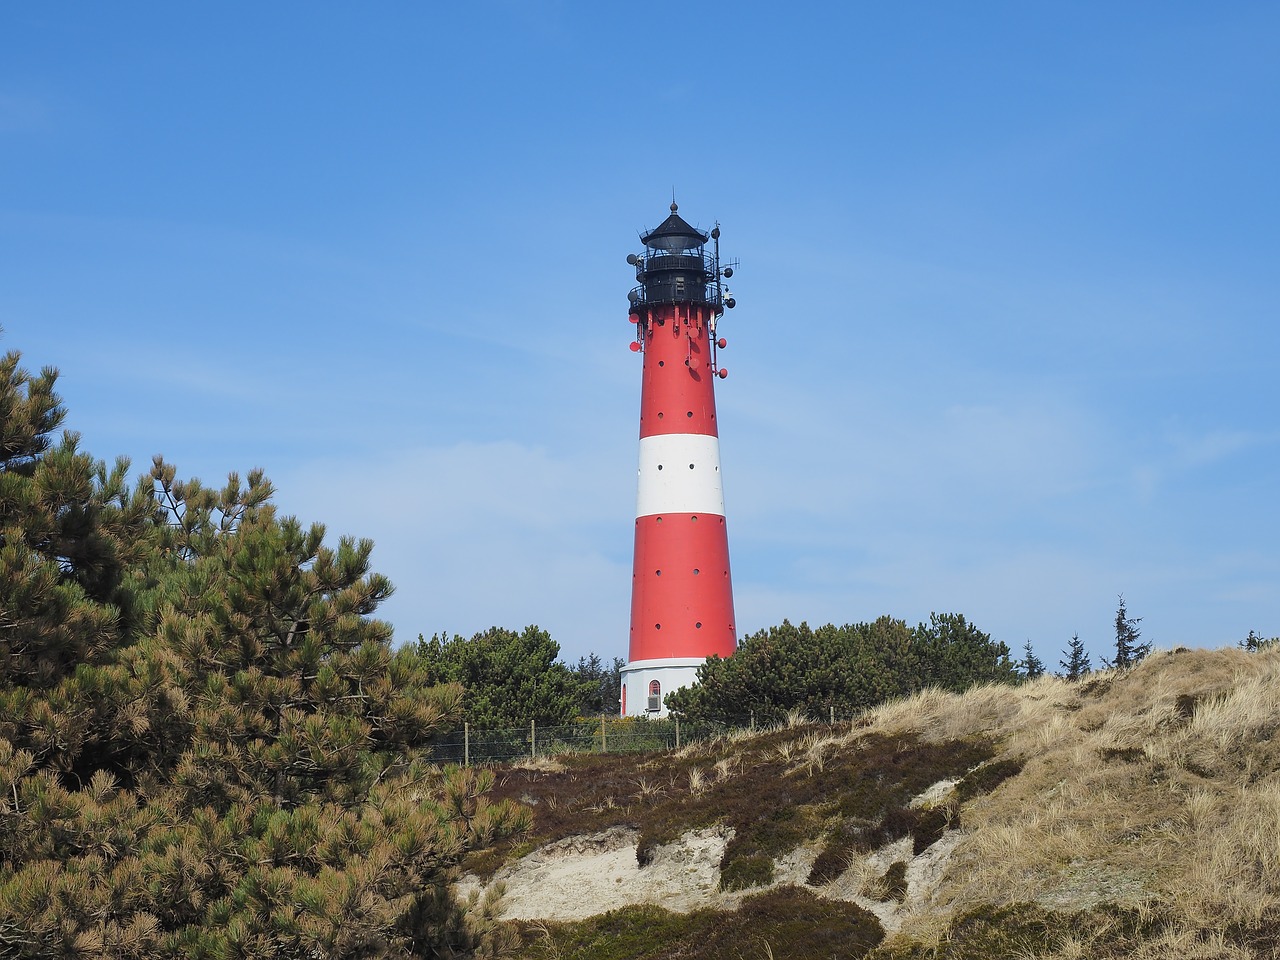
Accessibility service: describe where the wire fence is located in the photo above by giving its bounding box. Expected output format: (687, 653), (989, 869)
(426, 717), (735, 765)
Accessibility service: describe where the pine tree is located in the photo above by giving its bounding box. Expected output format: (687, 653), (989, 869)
(413, 625), (592, 727)
(1239, 629), (1278, 652)
(0, 349), (154, 689)
(1020, 640), (1046, 680)
(917, 613), (1019, 691)
(666, 618), (912, 725)
(1059, 633), (1091, 680)
(572, 653), (624, 716)
(0, 341), (528, 957)
(1, 456), (531, 956)
(665, 613), (1016, 724)
(1105, 595), (1151, 669)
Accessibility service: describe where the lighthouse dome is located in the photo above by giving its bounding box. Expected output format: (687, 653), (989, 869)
(640, 204), (709, 254)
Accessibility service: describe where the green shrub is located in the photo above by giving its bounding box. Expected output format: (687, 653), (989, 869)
(720, 853), (775, 891)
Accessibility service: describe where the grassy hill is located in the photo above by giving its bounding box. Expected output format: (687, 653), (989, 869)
(460, 645), (1280, 959)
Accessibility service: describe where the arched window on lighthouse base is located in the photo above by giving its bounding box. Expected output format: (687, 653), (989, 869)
(647, 680), (661, 714)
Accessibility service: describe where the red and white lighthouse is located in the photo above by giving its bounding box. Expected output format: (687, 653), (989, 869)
(621, 203), (738, 717)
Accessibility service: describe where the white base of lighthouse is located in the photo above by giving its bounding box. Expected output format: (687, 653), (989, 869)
(620, 658), (704, 718)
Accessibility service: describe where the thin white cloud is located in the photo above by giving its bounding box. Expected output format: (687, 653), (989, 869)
(1168, 427), (1277, 468)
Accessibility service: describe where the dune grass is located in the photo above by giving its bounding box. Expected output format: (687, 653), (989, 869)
(469, 645), (1280, 958)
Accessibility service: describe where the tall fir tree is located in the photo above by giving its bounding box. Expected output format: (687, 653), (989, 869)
(572, 653), (624, 716)
(1020, 640), (1046, 680)
(1059, 633), (1091, 680)
(1240, 629), (1279, 652)
(1105, 595), (1151, 669)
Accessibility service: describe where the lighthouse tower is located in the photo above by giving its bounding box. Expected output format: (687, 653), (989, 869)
(621, 203), (738, 717)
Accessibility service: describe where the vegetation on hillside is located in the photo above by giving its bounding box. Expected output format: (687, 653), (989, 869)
(473, 724), (1013, 894)
(414, 626), (596, 728)
(525, 887), (886, 960)
(0, 346), (529, 957)
(476, 646), (1280, 959)
(666, 614), (1018, 724)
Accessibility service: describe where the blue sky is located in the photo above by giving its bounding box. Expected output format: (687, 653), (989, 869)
(3, 3), (1279, 668)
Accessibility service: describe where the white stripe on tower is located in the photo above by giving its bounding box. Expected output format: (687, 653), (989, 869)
(635, 434), (725, 517)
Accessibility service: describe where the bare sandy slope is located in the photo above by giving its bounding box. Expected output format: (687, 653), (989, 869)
(461, 825), (730, 921)
(462, 786), (963, 932)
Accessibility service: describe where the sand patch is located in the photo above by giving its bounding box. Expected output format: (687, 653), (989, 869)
(462, 825), (733, 921)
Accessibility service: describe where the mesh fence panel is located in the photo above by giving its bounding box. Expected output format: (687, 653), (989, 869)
(426, 718), (733, 764)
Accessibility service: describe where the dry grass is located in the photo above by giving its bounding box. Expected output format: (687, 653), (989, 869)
(783, 708), (810, 729)
(1175, 777), (1280, 933)
(632, 777), (666, 801)
(471, 645), (1280, 958)
(508, 755), (570, 774)
(798, 731), (840, 775)
(881, 646), (1280, 955)
(687, 766), (707, 796)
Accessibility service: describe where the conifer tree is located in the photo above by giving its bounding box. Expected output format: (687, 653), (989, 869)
(1240, 629), (1279, 652)
(665, 613), (1016, 724)
(665, 617), (916, 725)
(413, 625), (592, 727)
(0, 342), (527, 958)
(912, 612), (1018, 691)
(0, 349), (154, 688)
(1059, 633), (1091, 680)
(572, 653), (624, 716)
(1020, 640), (1046, 680)
(1105, 595), (1151, 669)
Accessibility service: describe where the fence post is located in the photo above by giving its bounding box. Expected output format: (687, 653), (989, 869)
(830, 705), (835, 725)
(464, 722), (470, 767)
(530, 719), (536, 759)
(750, 711), (755, 732)
(601, 714), (607, 753)
(675, 719), (680, 750)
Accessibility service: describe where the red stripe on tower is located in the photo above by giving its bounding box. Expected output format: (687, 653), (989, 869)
(621, 203), (739, 717)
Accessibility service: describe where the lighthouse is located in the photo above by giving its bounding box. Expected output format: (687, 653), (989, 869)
(620, 203), (738, 717)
